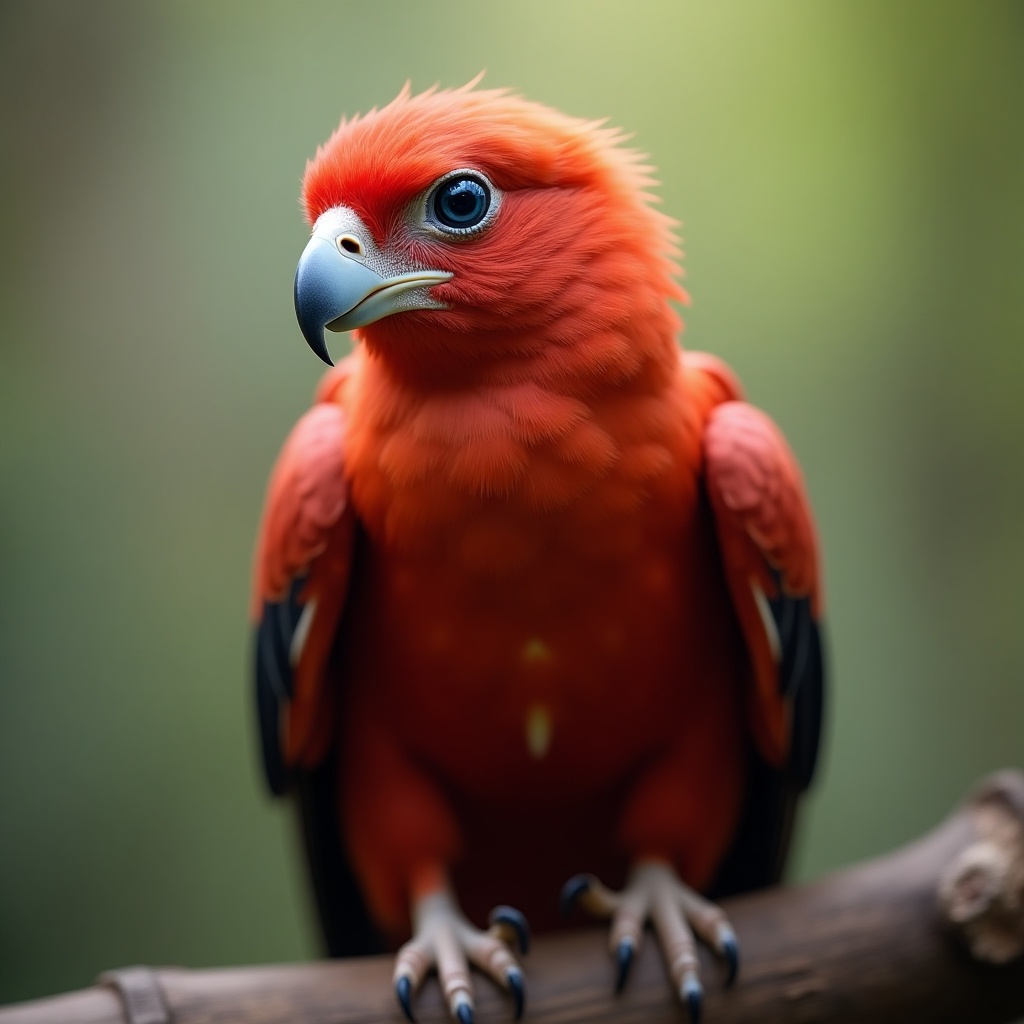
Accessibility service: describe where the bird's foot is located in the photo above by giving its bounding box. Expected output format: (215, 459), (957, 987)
(561, 860), (738, 1022)
(394, 891), (529, 1023)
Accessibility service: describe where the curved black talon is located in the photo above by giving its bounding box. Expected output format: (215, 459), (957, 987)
(456, 1003), (474, 1024)
(395, 975), (415, 1023)
(489, 905), (531, 955)
(683, 976), (703, 1024)
(506, 967), (525, 1021)
(559, 873), (593, 918)
(721, 933), (740, 987)
(614, 937), (635, 994)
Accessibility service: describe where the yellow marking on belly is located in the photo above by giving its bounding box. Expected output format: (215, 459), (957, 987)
(522, 637), (552, 664)
(525, 704), (553, 760)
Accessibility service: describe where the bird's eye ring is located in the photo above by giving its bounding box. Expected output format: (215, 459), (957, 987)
(426, 171), (496, 236)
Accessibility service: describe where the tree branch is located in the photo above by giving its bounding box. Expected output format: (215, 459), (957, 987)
(3, 771), (1023, 1024)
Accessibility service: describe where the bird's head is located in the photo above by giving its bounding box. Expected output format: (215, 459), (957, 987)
(295, 82), (686, 385)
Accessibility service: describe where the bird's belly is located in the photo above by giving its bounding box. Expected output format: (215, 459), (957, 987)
(344, 539), (743, 808)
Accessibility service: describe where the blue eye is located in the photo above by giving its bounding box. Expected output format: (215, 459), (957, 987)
(433, 175), (490, 231)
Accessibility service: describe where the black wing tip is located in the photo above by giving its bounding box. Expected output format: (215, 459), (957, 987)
(255, 637), (291, 797)
(253, 576), (314, 797)
(792, 616), (826, 791)
(764, 570), (826, 792)
(708, 583), (827, 899)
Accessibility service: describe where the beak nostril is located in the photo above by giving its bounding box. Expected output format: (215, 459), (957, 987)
(338, 235), (364, 257)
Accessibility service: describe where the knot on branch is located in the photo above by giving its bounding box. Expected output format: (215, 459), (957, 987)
(940, 772), (1024, 964)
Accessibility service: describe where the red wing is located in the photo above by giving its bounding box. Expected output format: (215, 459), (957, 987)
(703, 400), (824, 770)
(252, 366), (356, 794)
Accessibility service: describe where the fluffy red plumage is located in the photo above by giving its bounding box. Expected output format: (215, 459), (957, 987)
(253, 83), (824, 1022)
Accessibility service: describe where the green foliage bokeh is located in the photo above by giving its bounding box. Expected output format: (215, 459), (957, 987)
(1, 0), (1022, 1004)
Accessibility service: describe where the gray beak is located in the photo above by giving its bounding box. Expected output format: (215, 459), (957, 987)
(293, 236), (388, 366)
(293, 207), (454, 366)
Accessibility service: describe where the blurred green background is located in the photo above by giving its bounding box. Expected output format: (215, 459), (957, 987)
(1, 0), (1022, 1006)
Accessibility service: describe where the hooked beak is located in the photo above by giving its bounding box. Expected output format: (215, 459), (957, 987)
(293, 208), (453, 366)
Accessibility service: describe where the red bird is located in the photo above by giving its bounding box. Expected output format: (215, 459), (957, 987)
(253, 83), (824, 1023)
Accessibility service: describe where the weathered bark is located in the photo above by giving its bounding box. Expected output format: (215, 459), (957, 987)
(3, 771), (1023, 1024)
